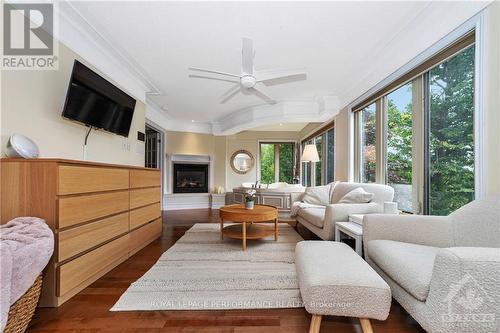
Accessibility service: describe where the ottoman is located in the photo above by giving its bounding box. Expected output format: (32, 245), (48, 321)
(295, 241), (391, 333)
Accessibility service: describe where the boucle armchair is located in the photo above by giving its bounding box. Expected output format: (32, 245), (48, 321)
(294, 182), (394, 240)
(363, 197), (500, 333)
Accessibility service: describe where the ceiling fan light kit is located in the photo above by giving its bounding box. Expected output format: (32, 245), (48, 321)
(189, 38), (307, 104)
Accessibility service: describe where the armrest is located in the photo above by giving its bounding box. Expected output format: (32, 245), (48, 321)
(290, 192), (304, 203)
(424, 247), (500, 330)
(324, 202), (382, 226)
(363, 214), (453, 248)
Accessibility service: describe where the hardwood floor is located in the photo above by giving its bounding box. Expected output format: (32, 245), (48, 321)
(28, 209), (424, 333)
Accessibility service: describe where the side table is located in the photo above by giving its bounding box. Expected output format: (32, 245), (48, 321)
(335, 221), (363, 256)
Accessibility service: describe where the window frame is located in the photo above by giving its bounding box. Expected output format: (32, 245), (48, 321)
(300, 124), (335, 186)
(257, 140), (297, 184)
(353, 30), (479, 214)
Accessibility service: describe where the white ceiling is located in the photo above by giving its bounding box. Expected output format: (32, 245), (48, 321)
(65, 1), (490, 134)
(248, 122), (309, 132)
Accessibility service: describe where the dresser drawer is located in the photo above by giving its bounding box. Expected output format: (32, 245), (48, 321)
(58, 212), (129, 262)
(130, 187), (161, 209)
(130, 169), (160, 188)
(57, 234), (129, 296)
(58, 165), (129, 195)
(129, 218), (162, 255)
(58, 190), (129, 228)
(130, 202), (161, 230)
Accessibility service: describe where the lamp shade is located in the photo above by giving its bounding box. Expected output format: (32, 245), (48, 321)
(301, 144), (320, 162)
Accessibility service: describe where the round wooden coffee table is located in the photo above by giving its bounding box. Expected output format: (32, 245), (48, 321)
(219, 204), (278, 251)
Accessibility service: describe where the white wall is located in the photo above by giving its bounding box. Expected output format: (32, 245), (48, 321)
(1, 41), (146, 167)
(482, 1), (500, 195)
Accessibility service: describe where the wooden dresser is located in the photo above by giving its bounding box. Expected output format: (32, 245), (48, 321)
(0, 158), (162, 307)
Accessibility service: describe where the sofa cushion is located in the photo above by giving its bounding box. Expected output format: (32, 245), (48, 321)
(338, 187), (374, 203)
(332, 182), (394, 204)
(295, 241), (391, 320)
(302, 185), (331, 206)
(367, 240), (439, 301)
(298, 207), (326, 228)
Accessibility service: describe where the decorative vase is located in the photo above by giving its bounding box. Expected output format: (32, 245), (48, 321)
(245, 200), (254, 210)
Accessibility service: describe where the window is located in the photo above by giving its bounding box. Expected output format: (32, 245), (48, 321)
(386, 83), (414, 212)
(426, 45), (475, 215)
(326, 128), (335, 183)
(354, 32), (476, 215)
(301, 125), (335, 186)
(315, 134), (323, 186)
(358, 103), (376, 183)
(259, 142), (295, 184)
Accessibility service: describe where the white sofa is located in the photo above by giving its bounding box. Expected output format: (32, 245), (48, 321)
(293, 182), (394, 240)
(363, 197), (500, 333)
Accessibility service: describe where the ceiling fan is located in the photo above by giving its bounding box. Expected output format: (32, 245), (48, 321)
(188, 38), (306, 104)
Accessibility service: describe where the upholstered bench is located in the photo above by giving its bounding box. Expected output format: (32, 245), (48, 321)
(295, 241), (391, 333)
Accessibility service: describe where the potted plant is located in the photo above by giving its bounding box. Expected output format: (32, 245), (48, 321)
(245, 189), (256, 209)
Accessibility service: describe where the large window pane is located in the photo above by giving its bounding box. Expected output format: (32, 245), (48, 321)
(315, 134), (323, 186)
(427, 46), (475, 215)
(278, 143), (294, 183)
(260, 143), (275, 184)
(387, 83), (414, 212)
(360, 103), (376, 183)
(301, 141), (312, 186)
(326, 128), (335, 183)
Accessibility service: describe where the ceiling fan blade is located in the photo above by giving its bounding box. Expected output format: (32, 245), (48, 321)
(188, 74), (239, 83)
(255, 68), (307, 82)
(250, 83), (277, 104)
(220, 83), (241, 103)
(241, 38), (254, 75)
(189, 67), (241, 78)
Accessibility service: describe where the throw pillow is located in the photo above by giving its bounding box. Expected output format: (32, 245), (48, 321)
(338, 187), (374, 203)
(302, 184), (331, 206)
(328, 181), (340, 203)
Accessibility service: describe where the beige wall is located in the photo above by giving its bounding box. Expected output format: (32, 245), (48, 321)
(225, 131), (300, 189)
(1, 41), (146, 167)
(164, 131), (226, 193)
(298, 122), (323, 139)
(164, 130), (300, 192)
(334, 107), (349, 181)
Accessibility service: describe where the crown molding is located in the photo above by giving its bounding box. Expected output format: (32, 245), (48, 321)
(147, 96), (340, 136)
(340, 0), (491, 109)
(55, 1), (162, 103)
(211, 96), (340, 136)
(146, 104), (214, 134)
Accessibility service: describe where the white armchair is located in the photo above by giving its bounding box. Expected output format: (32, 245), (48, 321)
(295, 182), (394, 240)
(363, 197), (500, 333)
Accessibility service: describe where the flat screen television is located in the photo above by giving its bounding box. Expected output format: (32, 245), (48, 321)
(61, 60), (136, 137)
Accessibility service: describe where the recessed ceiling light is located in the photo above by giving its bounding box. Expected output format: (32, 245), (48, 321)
(191, 120), (195, 123)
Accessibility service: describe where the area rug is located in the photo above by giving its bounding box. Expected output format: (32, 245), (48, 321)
(111, 223), (304, 311)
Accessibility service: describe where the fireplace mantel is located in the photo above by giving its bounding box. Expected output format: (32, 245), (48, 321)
(170, 154), (210, 163)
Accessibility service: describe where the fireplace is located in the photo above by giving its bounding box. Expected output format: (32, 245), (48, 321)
(173, 163), (209, 193)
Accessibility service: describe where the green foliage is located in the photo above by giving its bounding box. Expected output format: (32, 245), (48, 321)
(387, 93), (413, 185)
(383, 46), (475, 215)
(260, 144), (275, 184)
(278, 143), (294, 183)
(361, 105), (376, 182)
(428, 46), (475, 215)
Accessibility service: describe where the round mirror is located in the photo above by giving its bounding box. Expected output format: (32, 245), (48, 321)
(230, 150), (254, 174)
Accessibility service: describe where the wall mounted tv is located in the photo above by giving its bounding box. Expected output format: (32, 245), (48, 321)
(62, 60), (136, 137)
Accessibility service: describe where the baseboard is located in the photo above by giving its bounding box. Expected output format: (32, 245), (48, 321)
(163, 193), (227, 210)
